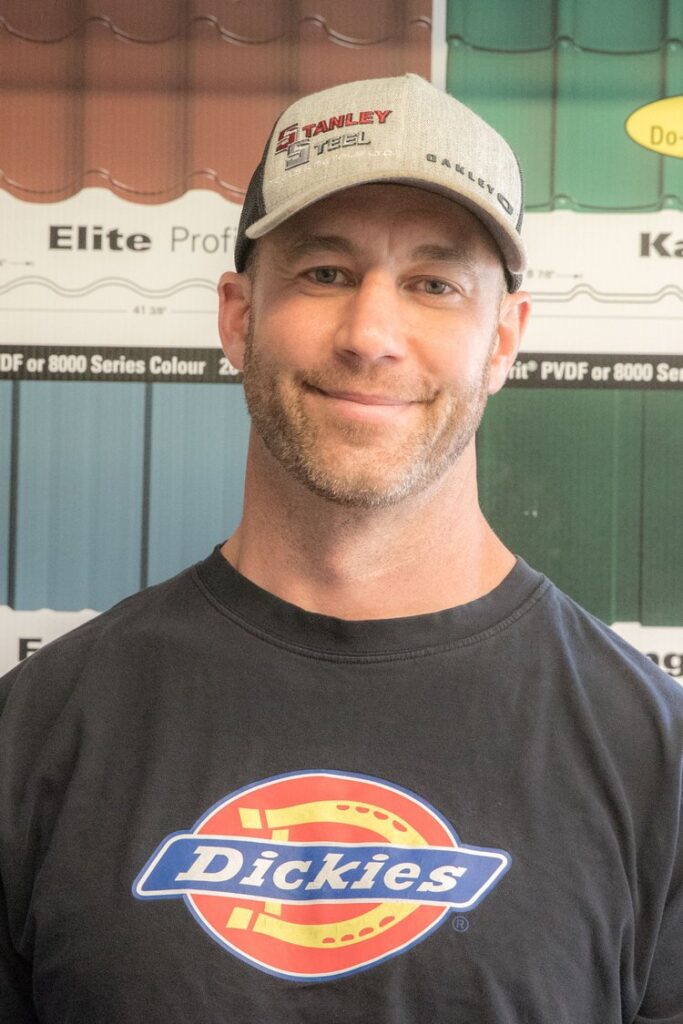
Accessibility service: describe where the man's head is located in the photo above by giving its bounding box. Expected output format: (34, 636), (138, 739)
(219, 76), (530, 510)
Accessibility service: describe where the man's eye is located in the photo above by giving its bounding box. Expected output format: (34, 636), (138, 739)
(308, 267), (344, 285)
(420, 278), (451, 295)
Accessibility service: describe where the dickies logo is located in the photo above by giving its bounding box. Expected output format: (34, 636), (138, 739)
(133, 771), (511, 981)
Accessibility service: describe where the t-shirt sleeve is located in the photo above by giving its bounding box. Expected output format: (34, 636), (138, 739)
(633, 786), (683, 1024)
(0, 665), (39, 1023)
(0, 875), (38, 1023)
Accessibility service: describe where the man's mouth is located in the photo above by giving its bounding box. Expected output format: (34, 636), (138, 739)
(303, 384), (420, 423)
(313, 388), (414, 406)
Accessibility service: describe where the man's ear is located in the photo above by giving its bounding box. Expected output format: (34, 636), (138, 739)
(487, 290), (531, 395)
(218, 271), (252, 372)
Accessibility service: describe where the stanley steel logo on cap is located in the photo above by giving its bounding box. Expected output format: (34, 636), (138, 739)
(133, 770), (512, 981)
(275, 109), (393, 169)
(234, 75), (527, 290)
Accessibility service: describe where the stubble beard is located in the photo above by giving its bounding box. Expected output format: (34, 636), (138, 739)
(241, 319), (493, 509)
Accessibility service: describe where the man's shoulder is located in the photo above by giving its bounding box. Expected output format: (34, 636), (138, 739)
(534, 570), (683, 722)
(0, 558), (205, 714)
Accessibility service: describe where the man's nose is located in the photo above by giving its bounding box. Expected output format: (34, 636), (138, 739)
(333, 272), (407, 363)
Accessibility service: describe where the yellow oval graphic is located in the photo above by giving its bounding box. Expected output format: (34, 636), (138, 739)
(626, 95), (683, 159)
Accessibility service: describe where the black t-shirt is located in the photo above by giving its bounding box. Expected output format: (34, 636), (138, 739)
(1, 549), (681, 1023)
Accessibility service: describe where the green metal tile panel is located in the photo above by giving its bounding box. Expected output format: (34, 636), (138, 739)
(145, 383), (249, 587)
(14, 381), (145, 610)
(669, 2), (683, 40)
(447, 0), (682, 53)
(447, 41), (555, 210)
(554, 46), (664, 209)
(477, 390), (643, 624)
(447, 4), (683, 211)
(641, 393), (683, 626)
(558, 0), (668, 53)
(0, 382), (12, 605)
(664, 42), (683, 205)
(447, 0), (556, 51)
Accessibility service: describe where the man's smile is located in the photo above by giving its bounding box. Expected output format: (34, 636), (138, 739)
(303, 384), (420, 423)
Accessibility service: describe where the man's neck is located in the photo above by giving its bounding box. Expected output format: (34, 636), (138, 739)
(221, 438), (515, 620)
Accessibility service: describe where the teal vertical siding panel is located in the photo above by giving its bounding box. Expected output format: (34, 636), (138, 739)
(477, 391), (643, 623)
(664, 42), (683, 205)
(146, 383), (250, 586)
(668, 1), (683, 40)
(447, 0), (555, 50)
(0, 382), (12, 604)
(14, 382), (145, 611)
(554, 46), (663, 208)
(559, 0), (666, 52)
(641, 394), (683, 626)
(608, 392), (644, 623)
(447, 41), (555, 209)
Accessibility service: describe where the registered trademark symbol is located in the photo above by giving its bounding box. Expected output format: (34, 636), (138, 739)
(452, 915), (469, 933)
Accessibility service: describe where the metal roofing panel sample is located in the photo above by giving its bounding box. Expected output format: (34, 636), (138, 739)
(0, 1), (431, 204)
(146, 384), (249, 587)
(13, 381), (145, 610)
(447, 0), (556, 51)
(0, 0), (183, 40)
(560, 0), (678, 52)
(554, 47), (664, 209)
(447, 42), (555, 210)
(0, 32), (82, 200)
(669, 1), (683, 39)
(664, 43), (683, 203)
(642, 394), (683, 626)
(448, 0), (682, 52)
(478, 391), (644, 624)
(447, 0), (683, 211)
(0, 382), (11, 605)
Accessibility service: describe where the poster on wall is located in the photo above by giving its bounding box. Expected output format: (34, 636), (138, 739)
(0, 2), (682, 680)
(0, 189), (243, 383)
(517, 210), (683, 389)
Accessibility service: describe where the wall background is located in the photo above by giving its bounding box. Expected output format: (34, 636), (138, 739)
(0, 0), (681, 679)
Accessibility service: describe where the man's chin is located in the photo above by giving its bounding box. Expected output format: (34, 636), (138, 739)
(287, 453), (431, 510)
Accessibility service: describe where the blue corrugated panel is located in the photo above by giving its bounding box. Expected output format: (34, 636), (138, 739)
(554, 45), (663, 209)
(14, 381), (145, 611)
(447, 0), (555, 51)
(447, 41), (555, 209)
(145, 383), (249, 587)
(0, 382), (12, 605)
(558, 0), (667, 52)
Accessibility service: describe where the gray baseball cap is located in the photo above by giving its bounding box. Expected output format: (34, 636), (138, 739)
(235, 73), (526, 291)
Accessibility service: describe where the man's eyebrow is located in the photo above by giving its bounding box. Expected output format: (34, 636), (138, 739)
(410, 244), (478, 272)
(277, 236), (479, 273)
(279, 234), (357, 261)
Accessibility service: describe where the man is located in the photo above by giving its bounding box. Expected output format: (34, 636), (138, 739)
(1, 74), (681, 1023)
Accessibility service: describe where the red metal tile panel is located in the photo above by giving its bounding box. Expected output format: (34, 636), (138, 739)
(0, 1), (200, 42)
(0, 0), (431, 204)
(0, 30), (83, 200)
(82, 24), (187, 200)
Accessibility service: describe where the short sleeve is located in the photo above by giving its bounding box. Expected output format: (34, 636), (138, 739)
(0, 877), (38, 1023)
(634, 789), (683, 1024)
(0, 666), (39, 1022)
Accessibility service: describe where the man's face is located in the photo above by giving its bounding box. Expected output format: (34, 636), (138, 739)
(223, 184), (525, 508)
